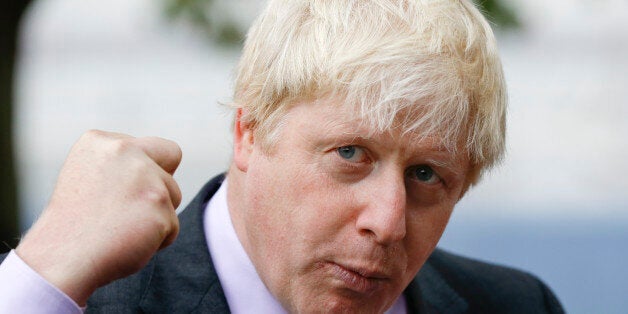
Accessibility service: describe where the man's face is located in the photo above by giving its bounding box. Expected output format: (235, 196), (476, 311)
(230, 99), (471, 313)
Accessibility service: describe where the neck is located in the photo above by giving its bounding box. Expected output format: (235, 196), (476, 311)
(225, 164), (253, 267)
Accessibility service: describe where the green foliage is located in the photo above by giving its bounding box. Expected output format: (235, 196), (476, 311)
(215, 21), (244, 46)
(474, 0), (521, 29)
(163, 0), (245, 46)
(163, 0), (520, 47)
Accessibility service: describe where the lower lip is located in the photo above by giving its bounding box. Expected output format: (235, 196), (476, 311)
(327, 263), (382, 294)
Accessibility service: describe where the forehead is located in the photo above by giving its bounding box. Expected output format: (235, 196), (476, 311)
(282, 97), (468, 162)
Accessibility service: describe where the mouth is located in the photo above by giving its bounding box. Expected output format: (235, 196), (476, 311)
(325, 261), (389, 295)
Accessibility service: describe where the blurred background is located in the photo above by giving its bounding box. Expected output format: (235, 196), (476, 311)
(1, 0), (626, 312)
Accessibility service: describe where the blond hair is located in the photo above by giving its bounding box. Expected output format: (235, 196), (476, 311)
(232, 0), (507, 181)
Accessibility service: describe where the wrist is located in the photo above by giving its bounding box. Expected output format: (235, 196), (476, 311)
(15, 231), (98, 306)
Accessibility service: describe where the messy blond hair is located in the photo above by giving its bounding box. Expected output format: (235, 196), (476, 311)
(232, 0), (507, 181)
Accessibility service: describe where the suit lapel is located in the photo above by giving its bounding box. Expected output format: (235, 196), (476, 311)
(404, 257), (468, 314)
(139, 175), (231, 313)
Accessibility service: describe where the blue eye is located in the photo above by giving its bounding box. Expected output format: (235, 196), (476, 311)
(337, 146), (368, 163)
(338, 146), (356, 159)
(412, 165), (438, 183)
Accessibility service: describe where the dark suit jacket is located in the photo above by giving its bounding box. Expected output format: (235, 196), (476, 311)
(1, 175), (564, 313)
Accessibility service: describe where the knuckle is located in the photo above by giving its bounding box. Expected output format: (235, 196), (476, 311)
(109, 137), (135, 155)
(83, 129), (105, 139)
(171, 141), (182, 157)
(158, 214), (179, 249)
(155, 215), (171, 236)
(75, 130), (105, 149)
(150, 137), (183, 165)
(173, 144), (183, 164)
(141, 186), (172, 207)
(169, 181), (183, 208)
(151, 211), (175, 241)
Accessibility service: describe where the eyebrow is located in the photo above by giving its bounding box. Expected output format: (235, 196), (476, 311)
(424, 157), (463, 176)
(425, 158), (450, 168)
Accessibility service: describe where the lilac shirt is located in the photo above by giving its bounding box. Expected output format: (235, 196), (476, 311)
(0, 250), (83, 313)
(0, 182), (407, 313)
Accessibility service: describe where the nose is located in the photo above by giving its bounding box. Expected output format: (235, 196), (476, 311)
(355, 173), (407, 245)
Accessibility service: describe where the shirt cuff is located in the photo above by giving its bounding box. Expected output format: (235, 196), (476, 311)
(0, 250), (84, 314)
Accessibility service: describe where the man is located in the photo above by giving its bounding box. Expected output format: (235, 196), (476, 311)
(0, 0), (564, 313)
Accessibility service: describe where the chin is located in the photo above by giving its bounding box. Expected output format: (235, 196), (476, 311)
(291, 292), (393, 314)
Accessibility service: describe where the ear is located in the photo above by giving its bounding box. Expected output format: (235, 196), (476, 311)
(233, 108), (255, 172)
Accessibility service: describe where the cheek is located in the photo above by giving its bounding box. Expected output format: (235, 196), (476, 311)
(404, 205), (454, 271)
(295, 169), (367, 241)
(242, 153), (362, 304)
(244, 153), (343, 253)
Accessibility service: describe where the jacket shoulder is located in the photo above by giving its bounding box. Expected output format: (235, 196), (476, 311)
(420, 248), (564, 313)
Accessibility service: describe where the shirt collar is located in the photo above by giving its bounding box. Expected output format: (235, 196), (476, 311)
(204, 182), (286, 313)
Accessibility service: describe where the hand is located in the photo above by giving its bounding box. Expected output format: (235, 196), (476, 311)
(15, 130), (182, 305)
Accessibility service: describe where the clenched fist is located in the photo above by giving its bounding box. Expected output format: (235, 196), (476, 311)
(16, 130), (183, 305)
